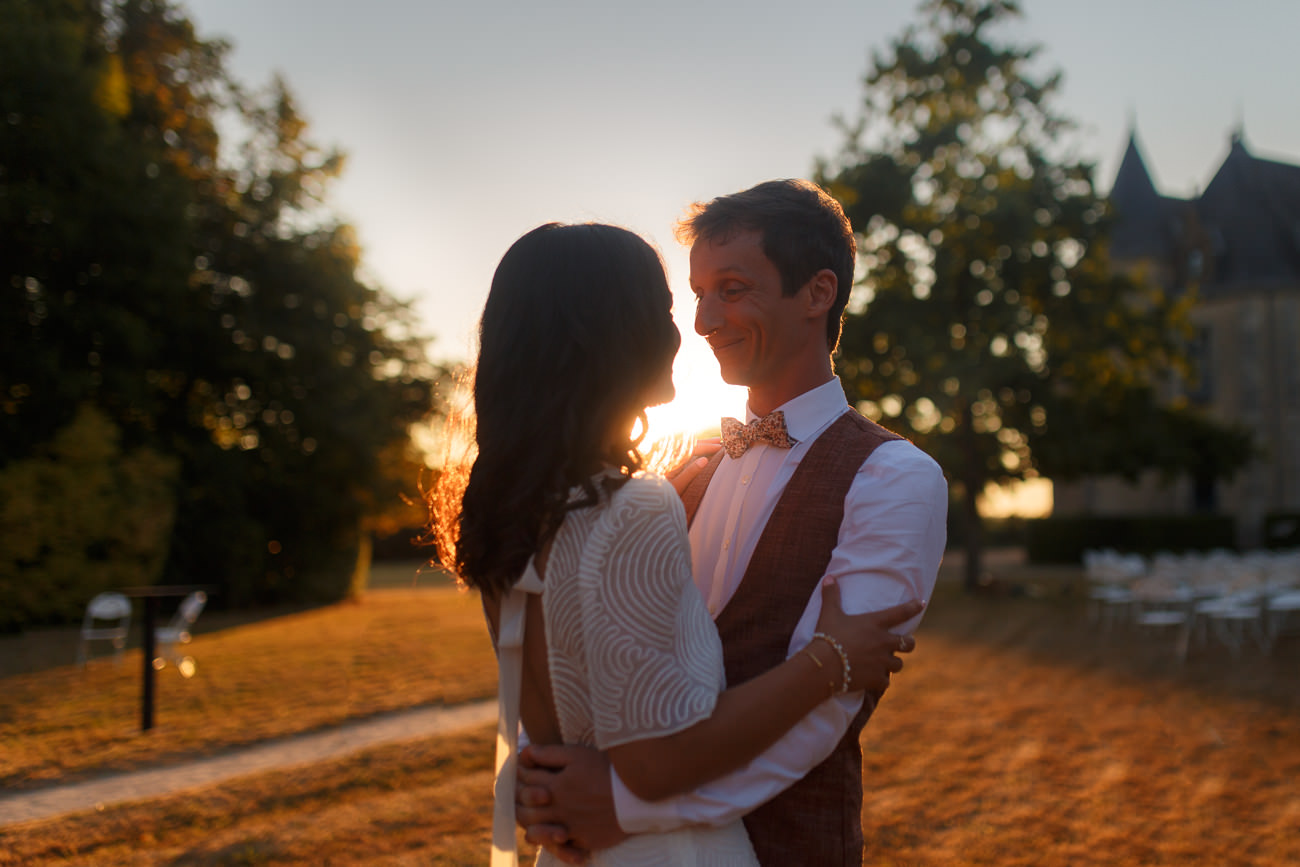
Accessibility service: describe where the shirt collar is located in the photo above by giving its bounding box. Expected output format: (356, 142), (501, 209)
(744, 378), (848, 443)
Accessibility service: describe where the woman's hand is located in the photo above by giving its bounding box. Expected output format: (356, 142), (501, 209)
(666, 438), (722, 497)
(812, 578), (923, 695)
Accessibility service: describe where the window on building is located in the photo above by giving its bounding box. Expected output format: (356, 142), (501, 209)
(1187, 325), (1214, 405)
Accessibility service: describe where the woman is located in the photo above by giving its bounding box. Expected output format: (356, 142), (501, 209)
(447, 223), (916, 865)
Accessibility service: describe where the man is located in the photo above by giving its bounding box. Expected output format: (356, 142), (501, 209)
(518, 179), (948, 865)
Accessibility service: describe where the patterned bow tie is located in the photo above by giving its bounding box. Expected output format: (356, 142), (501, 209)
(720, 411), (795, 459)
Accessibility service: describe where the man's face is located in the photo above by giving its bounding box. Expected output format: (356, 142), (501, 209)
(690, 229), (807, 390)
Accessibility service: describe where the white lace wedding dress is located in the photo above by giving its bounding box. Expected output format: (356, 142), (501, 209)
(493, 473), (757, 867)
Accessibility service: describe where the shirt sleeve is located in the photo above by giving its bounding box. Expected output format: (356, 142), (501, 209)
(613, 441), (948, 831)
(580, 477), (725, 750)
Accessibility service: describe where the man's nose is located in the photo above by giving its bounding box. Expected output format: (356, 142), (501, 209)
(695, 294), (721, 336)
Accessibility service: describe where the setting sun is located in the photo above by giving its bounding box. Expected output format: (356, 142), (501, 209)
(641, 294), (746, 454)
(646, 346), (743, 439)
(979, 478), (1054, 518)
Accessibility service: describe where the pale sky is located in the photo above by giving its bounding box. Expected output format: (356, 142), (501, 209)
(183, 0), (1300, 441)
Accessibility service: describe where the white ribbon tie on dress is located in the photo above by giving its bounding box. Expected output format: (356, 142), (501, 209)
(491, 560), (546, 867)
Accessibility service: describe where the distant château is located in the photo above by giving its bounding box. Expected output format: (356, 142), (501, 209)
(1053, 130), (1300, 546)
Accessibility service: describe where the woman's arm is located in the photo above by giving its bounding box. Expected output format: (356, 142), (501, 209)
(606, 585), (919, 802)
(579, 477), (918, 803)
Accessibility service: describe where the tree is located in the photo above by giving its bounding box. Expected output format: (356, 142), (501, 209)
(108, 0), (441, 604)
(816, 0), (1250, 589)
(0, 0), (195, 458)
(1, 0), (439, 623)
(0, 0), (198, 628)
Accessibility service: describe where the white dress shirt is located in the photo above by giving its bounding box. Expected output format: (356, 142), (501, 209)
(612, 378), (948, 831)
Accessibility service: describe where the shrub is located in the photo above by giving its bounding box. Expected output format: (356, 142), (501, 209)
(0, 405), (177, 631)
(1024, 515), (1237, 563)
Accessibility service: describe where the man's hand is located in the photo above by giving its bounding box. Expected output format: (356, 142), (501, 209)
(666, 438), (721, 497)
(516, 743), (629, 860)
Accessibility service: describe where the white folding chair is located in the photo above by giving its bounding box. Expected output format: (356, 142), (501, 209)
(154, 591), (206, 677)
(1191, 592), (1266, 656)
(78, 592), (132, 667)
(1084, 549), (1141, 631)
(1264, 590), (1300, 654)
(1131, 577), (1196, 663)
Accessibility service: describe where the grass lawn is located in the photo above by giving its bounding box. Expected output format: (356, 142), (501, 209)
(1, 555), (1297, 865)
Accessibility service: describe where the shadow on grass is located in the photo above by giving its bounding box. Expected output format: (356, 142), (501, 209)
(164, 836), (282, 867)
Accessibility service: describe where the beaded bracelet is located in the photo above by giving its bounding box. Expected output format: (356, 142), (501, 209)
(800, 646), (839, 697)
(811, 631), (852, 695)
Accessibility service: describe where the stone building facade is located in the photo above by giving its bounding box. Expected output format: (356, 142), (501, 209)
(1052, 131), (1300, 546)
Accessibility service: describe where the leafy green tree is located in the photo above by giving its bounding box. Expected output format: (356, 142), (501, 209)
(0, 0), (197, 629)
(1, 0), (439, 622)
(1, 0), (195, 458)
(108, 0), (440, 604)
(816, 0), (1249, 588)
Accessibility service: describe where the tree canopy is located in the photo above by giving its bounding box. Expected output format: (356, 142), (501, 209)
(1, 0), (439, 626)
(816, 0), (1252, 587)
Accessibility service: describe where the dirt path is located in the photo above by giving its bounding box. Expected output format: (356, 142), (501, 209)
(0, 699), (495, 828)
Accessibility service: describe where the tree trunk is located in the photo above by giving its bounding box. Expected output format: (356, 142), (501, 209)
(963, 474), (984, 592)
(960, 403), (984, 592)
(347, 522), (372, 602)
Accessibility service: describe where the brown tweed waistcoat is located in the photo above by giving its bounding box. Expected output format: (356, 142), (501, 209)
(680, 410), (902, 866)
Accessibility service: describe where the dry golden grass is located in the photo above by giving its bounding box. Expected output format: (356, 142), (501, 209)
(0, 725), (527, 866)
(0, 565), (495, 790)
(857, 580), (1300, 866)
(2, 559), (1298, 865)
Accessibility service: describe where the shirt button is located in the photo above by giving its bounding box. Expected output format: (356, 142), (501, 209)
(741, 474), (751, 485)
(722, 539), (730, 550)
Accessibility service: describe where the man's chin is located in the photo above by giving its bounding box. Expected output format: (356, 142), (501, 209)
(716, 365), (747, 387)
(711, 348), (749, 387)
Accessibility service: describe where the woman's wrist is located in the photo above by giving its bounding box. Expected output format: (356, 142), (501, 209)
(810, 632), (852, 695)
(800, 644), (838, 697)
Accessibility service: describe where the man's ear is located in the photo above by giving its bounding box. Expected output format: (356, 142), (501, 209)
(804, 269), (837, 318)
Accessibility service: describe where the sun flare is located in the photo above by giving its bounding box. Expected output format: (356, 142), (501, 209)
(639, 333), (745, 473)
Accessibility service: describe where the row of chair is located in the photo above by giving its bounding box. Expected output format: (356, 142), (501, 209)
(1084, 548), (1300, 662)
(77, 590), (207, 676)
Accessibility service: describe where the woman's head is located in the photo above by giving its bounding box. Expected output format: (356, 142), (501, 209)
(455, 223), (680, 594)
(477, 223), (679, 432)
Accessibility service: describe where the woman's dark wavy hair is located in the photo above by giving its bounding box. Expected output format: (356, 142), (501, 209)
(455, 223), (679, 597)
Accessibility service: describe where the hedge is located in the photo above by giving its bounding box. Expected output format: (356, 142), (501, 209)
(1024, 515), (1237, 564)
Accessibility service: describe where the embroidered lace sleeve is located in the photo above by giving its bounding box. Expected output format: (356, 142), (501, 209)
(577, 476), (724, 750)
